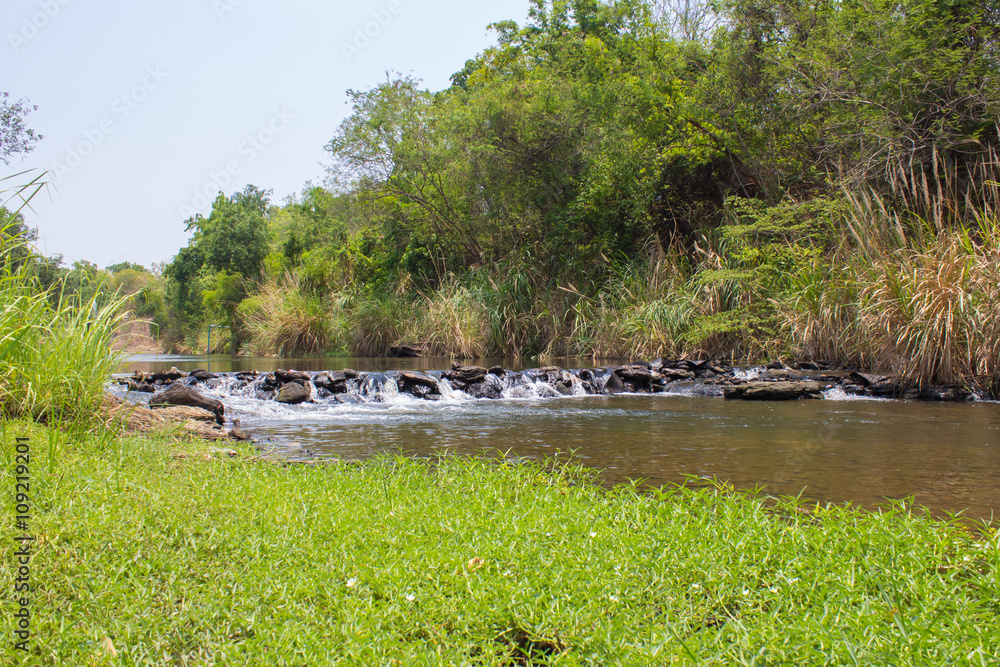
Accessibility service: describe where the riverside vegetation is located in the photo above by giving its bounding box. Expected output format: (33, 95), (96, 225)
(2, 167), (1000, 665)
(7, 0), (1000, 397)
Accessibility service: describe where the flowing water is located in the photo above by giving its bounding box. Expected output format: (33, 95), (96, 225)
(122, 355), (1000, 519)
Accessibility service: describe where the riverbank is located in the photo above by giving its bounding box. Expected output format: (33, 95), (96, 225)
(3, 420), (997, 665)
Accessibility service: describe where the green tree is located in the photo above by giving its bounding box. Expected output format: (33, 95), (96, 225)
(0, 92), (43, 165)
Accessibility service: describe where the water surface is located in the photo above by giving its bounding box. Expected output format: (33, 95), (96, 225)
(124, 355), (1000, 519)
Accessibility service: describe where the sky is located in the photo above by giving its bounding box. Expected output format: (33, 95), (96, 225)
(2, 0), (533, 269)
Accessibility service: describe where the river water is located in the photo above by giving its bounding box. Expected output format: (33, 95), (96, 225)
(123, 355), (1000, 520)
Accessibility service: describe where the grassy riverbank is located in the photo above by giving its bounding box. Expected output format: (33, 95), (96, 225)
(3, 421), (998, 665)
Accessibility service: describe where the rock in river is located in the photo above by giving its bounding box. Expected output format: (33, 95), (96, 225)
(276, 382), (311, 405)
(149, 384), (225, 424)
(724, 381), (824, 401)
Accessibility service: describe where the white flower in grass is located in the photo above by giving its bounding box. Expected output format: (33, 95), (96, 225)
(405, 593), (416, 602)
(609, 595), (619, 603)
(742, 589), (750, 596)
(346, 578), (358, 589)
(589, 532), (597, 538)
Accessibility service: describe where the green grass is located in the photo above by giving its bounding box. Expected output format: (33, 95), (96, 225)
(2, 421), (998, 665)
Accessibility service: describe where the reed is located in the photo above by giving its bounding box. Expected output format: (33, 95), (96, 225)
(240, 273), (346, 357)
(0, 217), (126, 426)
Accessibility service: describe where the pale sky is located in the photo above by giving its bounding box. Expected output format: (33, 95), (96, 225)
(2, 0), (532, 269)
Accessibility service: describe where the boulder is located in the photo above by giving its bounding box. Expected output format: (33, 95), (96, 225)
(150, 367), (188, 383)
(602, 370), (626, 395)
(466, 382), (503, 400)
(724, 381), (824, 401)
(388, 344), (423, 358)
(276, 382), (311, 405)
(149, 384), (225, 424)
(396, 371), (440, 398)
(275, 369), (310, 385)
(190, 369), (219, 381)
(446, 364), (488, 385)
(659, 368), (696, 382)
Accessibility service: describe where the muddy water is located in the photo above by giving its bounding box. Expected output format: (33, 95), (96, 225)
(123, 356), (1000, 519)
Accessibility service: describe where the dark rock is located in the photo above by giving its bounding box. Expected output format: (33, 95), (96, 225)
(343, 369), (359, 379)
(190, 369), (219, 381)
(850, 372), (892, 387)
(446, 364), (488, 385)
(796, 361), (821, 371)
(724, 381), (824, 401)
(276, 382), (311, 405)
(554, 380), (575, 396)
(578, 369), (595, 382)
(919, 386), (971, 402)
(488, 366), (506, 377)
(275, 369), (310, 385)
(680, 359), (711, 372)
(660, 368), (696, 382)
(761, 368), (804, 380)
(150, 367), (188, 383)
(466, 382), (504, 400)
(314, 371), (348, 393)
(614, 365), (665, 392)
(866, 378), (905, 398)
(388, 344), (423, 358)
(602, 370), (626, 395)
(149, 383), (225, 424)
(396, 371), (440, 398)
(764, 360), (785, 371)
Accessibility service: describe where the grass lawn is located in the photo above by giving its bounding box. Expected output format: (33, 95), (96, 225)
(2, 420), (998, 666)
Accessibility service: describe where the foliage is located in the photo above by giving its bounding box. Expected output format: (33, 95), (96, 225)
(0, 91), (43, 165)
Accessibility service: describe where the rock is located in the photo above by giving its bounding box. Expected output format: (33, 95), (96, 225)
(612, 365), (666, 392)
(314, 371), (348, 393)
(190, 369), (219, 381)
(149, 384), (225, 424)
(850, 372), (892, 387)
(724, 381), (824, 401)
(396, 371), (440, 398)
(446, 364), (488, 385)
(466, 382), (503, 400)
(228, 426), (252, 441)
(602, 370), (626, 395)
(388, 344), (423, 358)
(150, 367), (188, 383)
(918, 386), (971, 402)
(764, 360), (785, 371)
(659, 368), (696, 382)
(488, 366), (506, 377)
(276, 382), (311, 405)
(343, 369), (360, 379)
(680, 359), (711, 372)
(156, 406), (218, 422)
(275, 369), (310, 385)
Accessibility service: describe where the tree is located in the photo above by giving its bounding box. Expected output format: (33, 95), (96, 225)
(0, 92), (43, 165)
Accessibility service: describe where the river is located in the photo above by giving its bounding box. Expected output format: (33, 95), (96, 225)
(122, 355), (1000, 520)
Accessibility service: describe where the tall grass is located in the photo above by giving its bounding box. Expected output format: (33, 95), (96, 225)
(240, 273), (347, 356)
(0, 214), (125, 426)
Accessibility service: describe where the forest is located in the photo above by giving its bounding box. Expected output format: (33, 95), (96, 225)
(6, 0), (1000, 395)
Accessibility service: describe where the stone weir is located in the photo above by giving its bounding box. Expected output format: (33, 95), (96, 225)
(119, 359), (976, 408)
